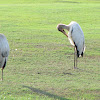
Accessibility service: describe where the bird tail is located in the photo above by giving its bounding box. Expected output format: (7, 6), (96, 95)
(76, 50), (80, 57)
(2, 59), (6, 69)
(80, 45), (86, 57)
(77, 50), (84, 58)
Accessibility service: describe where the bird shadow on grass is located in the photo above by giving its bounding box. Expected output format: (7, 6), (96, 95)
(23, 86), (70, 100)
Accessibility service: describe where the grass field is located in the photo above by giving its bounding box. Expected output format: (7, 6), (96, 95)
(0, 0), (100, 100)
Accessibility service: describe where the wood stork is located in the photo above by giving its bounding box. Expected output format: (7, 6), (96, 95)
(57, 21), (85, 69)
(0, 34), (10, 81)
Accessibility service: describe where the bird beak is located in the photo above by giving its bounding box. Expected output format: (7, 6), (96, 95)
(61, 29), (66, 35)
(57, 25), (68, 37)
(61, 29), (68, 37)
(58, 28), (64, 33)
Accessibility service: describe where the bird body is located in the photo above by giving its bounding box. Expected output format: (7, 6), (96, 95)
(68, 21), (85, 57)
(57, 21), (85, 68)
(0, 33), (9, 80)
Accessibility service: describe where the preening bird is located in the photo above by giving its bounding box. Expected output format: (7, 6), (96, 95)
(0, 34), (10, 81)
(57, 21), (85, 68)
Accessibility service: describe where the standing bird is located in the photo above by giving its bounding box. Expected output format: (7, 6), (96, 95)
(0, 34), (10, 81)
(57, 21), (85, 69)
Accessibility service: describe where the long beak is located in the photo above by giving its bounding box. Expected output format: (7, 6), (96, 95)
(62, 29), (68, 37)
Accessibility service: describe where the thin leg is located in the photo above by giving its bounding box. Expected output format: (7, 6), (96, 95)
(76, 54), (77, 68)
(74, 47), (77, 69)
(2, 69), (3, 81)
(74, 47), (76, 69)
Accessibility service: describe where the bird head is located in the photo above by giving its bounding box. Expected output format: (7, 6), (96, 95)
(57, 24), (66, 34)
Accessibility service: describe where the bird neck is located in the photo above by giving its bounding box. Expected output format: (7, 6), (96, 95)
(60, 24), (69, 31)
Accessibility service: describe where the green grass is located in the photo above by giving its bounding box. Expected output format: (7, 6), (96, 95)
(0, 0), (100, 100)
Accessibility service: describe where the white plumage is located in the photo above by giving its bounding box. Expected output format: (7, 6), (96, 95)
(0, 34), (10, 81)
(57, 21), (85, 68)
(68, 21), (85, 56)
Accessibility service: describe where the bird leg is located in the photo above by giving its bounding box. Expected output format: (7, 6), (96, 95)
(74, 47), (75, 68)
(1, 68), (3, 81)
(76, 53), (77, 68)
(74, 47), (77, 69)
